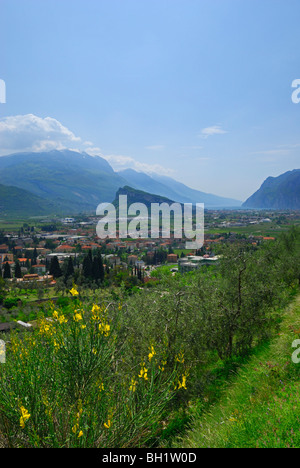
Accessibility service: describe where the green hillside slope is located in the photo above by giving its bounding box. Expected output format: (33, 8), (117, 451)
(0, 183), (57, 217)
(175, 294), (300, 448)
(0, 150), (127, 212)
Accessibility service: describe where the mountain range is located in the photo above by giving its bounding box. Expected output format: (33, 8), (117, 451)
(0, 150), (242, 216)
(0, 150), (298, 216)
(118, 169), (241, 208)
(0, 150), (126, 214)
(243, 169), (300, 210)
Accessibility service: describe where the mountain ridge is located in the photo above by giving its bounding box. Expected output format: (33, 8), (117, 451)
(0, 150), (243, 215)
(118, 168), (242, 208)
(243, 169), (300, 210)
(113, 185), (179, 209)
(0, 150), (128, 212)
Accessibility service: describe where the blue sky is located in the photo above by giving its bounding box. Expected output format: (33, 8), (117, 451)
(0, 0), (300, 201)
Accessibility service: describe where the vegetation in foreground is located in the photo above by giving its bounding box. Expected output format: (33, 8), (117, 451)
(0, 226), (298, 448)
(0, 295), (187, 448)
(175, 295), (300, 448)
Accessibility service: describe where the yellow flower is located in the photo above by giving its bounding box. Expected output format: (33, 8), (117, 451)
(78, 430), (83, 438)
(104, 419), (111, 429)
(72, 401), (83, 435)
(92, 304), (100, 312)
(58, 314), (68, 324)
(177, 374), (187, 390)
(99, 382), (104, 392)
(148, 345), (156, 362)
(53, 339), (60, 350)
(70, 287), (79, 296)
(53, 310), (59, 320)
(39, 320), (53, 336)
(20, 406), (31, 429)
(99, 322), (110, 337)
(91, 304), (101, 320)
(74, 312), (83, 322)
(176, 351), (185, 364)
(42, 391), (52, 418)
(138, 366), (148, 380)
(129, 378), (137, 392)
(72, 424), (79, 434)
(159, 360), (167, 372)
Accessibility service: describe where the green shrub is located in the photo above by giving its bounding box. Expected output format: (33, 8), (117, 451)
(55, 296), (70, 308)
(0, 292), (187, 448)
(3, 297), (19, 309)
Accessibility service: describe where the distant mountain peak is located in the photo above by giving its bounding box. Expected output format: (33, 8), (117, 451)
(0, 149), (127, 213)
(0, 149), (243, 217)
(113, 185), (177, 208)
(118, 169), (242, 208)
(243, 169), (300, 210)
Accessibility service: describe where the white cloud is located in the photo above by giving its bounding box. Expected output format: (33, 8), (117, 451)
(0, 113), (174, 176)
(86, 150), (174, 176)
(199, 125), (227, 139)
(83, 146), (103, 157)
(134, 160), (175, 175)
(0, 114), (82, 156)
(99, 153), (136, 167)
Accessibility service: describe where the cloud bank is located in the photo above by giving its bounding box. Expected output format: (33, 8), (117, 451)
(86, 148), (174, 176)
(0, 114), (82, 156)
(0, 114), (173, 175)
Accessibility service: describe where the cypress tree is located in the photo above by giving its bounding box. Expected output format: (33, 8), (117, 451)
(15, 261), (22, 278)
(92, 257), (99, 280)
(3, 262), (11, 279)
(49, 256), (62, 278)
(65, 256), (74, 280)
(83, 254), (93, 279)
(92, 255), (105, 282)
(32, 247), (38, 265)
(98, 254), (105, 282)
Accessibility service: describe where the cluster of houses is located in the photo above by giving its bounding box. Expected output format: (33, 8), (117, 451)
(0, 214), (280, 286)
(0, 242), (54, 285)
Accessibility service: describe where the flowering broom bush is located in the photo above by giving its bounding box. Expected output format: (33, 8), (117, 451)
(0, 288), (187, 448)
